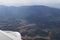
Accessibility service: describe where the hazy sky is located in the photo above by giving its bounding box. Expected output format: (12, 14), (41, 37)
(0, 0), (60, 6)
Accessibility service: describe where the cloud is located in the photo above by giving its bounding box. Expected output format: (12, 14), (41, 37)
(0, 0), (60, 6)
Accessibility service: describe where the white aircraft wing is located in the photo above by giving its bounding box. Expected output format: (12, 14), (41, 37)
(0, 30), (22, 40)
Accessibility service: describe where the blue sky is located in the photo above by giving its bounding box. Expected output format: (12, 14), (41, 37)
(0, 0), (60, 6)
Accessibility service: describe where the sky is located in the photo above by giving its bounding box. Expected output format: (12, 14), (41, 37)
(0, 0), (60, 6)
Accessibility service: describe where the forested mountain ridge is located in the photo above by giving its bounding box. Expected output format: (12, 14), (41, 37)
(0, 5), (60, 40)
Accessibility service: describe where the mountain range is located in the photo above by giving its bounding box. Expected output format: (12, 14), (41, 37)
(0, 5), (60, 40)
